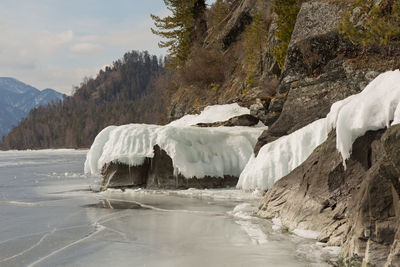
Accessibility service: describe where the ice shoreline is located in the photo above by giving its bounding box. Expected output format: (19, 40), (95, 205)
(99, 187), (342, 265)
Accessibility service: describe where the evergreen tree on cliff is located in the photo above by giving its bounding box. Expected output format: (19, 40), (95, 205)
(151, 0), (206, 68)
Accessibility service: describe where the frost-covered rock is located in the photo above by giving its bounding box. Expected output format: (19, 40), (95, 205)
(239, 70), (400, 190)
(85, 104), (266, 189)
(86, 124), (263, 179)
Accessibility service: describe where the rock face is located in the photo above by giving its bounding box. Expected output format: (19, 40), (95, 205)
(168, 0), (275, 123)
(101, 145), (238, 191)
(254, 1), (385, 154)
(258, 125), (400, 266)
(253, 1), (400, 265)
(221, 0), (254, 50)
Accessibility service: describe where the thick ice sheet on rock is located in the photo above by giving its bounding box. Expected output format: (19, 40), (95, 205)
(85, 125), (263, 178)
(331, 70), (400, 162)
(85, 104), (265, 179)
(237, 119), (328, 190)
(239, 70), (400, 190)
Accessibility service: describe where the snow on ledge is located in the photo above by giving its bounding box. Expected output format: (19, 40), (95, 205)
(292, 229), (321, 240)
(84, 104), (266, 179)
(168, 103), (250, 127)
(238, 70), (400, 190)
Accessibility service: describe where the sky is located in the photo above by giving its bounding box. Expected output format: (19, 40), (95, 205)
(0, 0), (181, 94)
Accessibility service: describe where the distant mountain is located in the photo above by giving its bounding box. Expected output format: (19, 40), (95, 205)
(0, 78), (65, 137)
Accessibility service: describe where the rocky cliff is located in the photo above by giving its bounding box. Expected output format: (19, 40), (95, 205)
(253, 0), (400, 266)
(258, 126), (400, 266)
(255, 0), (399, 153)
(168, 0), (276, 121)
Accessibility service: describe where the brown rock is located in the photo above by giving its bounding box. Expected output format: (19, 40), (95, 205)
(147, 145), (238, 189)
(101, 161), (149, 190)
(101, 145), (238, 190)
(195, 114), (259, 127)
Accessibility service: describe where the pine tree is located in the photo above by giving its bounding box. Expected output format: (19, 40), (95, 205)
(338, 0), (400, 50)
(151, 0), (206, 68)
(243, 13), (269, 89)
(210, 0), (230, 30)
(270, 0), (300, 70)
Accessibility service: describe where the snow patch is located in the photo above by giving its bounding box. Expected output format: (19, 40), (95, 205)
(228, 202), (268, 245)
(238, 70), (400, 190)
(271, 218), (283, 231)
(228, 203), (257, 220)
(292, 229), (321, 240)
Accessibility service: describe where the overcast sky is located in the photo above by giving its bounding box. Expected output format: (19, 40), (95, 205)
(0, 0), (174, 94)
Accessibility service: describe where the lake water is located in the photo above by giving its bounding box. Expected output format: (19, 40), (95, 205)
(0, 150), (338, 267)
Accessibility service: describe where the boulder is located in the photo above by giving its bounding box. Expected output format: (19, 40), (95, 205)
(101, 145), (238, 190)
(146, 145), (238, 189)
(195, 114), (259, 127)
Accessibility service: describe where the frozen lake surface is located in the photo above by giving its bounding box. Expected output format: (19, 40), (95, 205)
(0, 150), (338, 266)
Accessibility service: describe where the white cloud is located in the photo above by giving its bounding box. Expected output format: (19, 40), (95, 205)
(0, 2), (169, 95)
(34, 30), (74, 53)
(70, 43), (103, 54)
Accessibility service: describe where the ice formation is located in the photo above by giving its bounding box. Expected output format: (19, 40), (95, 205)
(237, 119), (328, 190)
(85, 104), (266, 179)
(238, 70), (400, 190)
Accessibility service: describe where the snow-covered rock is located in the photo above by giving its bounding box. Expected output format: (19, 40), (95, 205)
(168, 103), (250, 127)
(237, 119), (328, 190)
(238, 70), (400, 190)
(85, 104), (266, 181)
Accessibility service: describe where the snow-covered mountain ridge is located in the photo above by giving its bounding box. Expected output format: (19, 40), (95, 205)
(0, 77), (64, 137)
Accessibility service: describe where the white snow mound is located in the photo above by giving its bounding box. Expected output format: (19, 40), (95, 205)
(168, 103), (250, 127)
(85, 104), (266, 179)
(238, 70), (400, 190)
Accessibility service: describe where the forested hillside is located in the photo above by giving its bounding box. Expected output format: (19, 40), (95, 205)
(2, 51), (169, 149)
